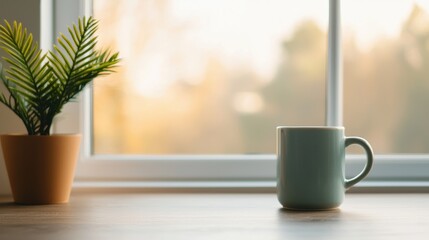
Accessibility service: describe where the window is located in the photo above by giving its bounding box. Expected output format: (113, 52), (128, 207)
(92, 0), (327, 155)
(343, 1), (429, 154)
(51, 0), (429, 186)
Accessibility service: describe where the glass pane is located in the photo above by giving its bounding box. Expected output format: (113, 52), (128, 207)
(343, 0), (429, 153)
(92, 0), (327, 154)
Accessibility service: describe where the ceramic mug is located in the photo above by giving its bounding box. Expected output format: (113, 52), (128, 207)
(276, 126), (373, 210)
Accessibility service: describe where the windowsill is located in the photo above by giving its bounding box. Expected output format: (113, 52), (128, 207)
(1, 192), (429, 239)
(72, 180), (429, 193)
(2, 180), (429, 198)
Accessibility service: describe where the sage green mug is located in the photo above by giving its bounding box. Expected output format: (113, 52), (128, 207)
(276, 126), (373, 210)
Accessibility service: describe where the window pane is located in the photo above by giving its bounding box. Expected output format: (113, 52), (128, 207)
(343, 0), (429, 153)
(93, 0), (327, 154)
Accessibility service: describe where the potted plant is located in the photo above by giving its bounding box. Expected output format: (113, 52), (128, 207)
(0, 17), (119, 204)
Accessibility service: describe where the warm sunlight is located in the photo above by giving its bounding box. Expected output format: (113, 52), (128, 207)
(342, 0), (429, 49)
(93, 0), (429, 154)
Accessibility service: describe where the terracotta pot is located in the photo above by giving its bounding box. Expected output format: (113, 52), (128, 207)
(0, 134), (81, 204)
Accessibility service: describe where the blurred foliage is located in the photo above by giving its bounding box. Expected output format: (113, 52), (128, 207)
(93, 2), (429, 154)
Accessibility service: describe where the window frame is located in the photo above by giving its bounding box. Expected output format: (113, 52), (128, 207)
(49, 0), (429, 188)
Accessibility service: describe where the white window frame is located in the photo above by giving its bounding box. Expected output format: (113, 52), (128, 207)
(47, 0), (429, 189)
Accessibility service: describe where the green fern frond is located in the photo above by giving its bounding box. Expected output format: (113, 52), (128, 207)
(0, 20), (53, 134)
(48, 16), (119, 116)
(0, 17), (120, 135)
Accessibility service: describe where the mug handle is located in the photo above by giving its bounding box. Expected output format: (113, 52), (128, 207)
(344, 137), (374, 190)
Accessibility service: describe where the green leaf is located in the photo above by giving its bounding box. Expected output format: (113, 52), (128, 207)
(0, 17), (119, 135)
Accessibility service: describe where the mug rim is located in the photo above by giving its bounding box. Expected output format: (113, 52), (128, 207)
(277, 126), (344, 130)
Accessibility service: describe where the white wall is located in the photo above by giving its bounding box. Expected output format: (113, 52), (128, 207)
(0, 0), (41, 196)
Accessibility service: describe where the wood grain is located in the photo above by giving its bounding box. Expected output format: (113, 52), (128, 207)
(1, 193), (429, 239)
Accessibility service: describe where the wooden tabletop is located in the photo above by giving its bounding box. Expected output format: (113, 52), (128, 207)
(1, 192), (428, 240)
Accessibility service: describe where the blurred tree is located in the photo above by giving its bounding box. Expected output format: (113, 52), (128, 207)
(92, 1), (429, 155)
(235, 20), (327, 153)
(394, 5), (429, 152)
